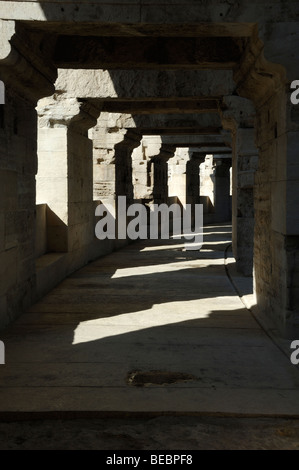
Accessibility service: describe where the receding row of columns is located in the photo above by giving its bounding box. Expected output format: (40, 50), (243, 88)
(36, 96), (234, 265)
(0, 12), (299, 342)
(1, 27), (298, 339)
(0, 86), (254, 333)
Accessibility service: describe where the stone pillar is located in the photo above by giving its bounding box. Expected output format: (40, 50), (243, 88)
(186, 152), (205, 206)
(213, 157), (232, 223)
(221, 96), (257, 276)
(168, 148), (189, 207)
(132, 142), (153, 201)
(0, 20), (55, 327)
(142, 136), (175, 204)
(282, 100), (299, 337)
(151, 154), (168, 204)
(114, 130), (142, 205)
(36, 95), (99, 259)
(92, 114), (142, 206)
(199, 155), (216, 217)
(235, 128), (258, 275)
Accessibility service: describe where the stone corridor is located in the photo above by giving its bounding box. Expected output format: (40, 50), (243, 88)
(0, 224), (298, 417)
(0, 2), (299, 444)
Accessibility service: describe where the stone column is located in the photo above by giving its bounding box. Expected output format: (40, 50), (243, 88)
(213, 157), (232, 223)
(36, 95), (99, 261)
(281, 92), (299, 337)
(92, 114), (142, 206)
(168, 148), (189, 207)
(221, 96), (257, 276)
(114, 130), (142, 205)
(186, 152), (205, 206)
(132, 142), (153, 202)
(235, 128), (258, 275)
(142, 136), (175, 205)
(199, 155), (216, 218)
(0, 20), (55, 327)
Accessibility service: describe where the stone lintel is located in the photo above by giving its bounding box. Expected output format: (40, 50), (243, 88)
(56, 69), (235, 99)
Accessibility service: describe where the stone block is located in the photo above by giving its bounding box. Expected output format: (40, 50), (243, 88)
(17, 174), (36, 210)
(47, 225), (68, 253)
(35, 204), (47, 258)
(35, 253), (68, 301)
(38, 128), (67, 152)
(237, 128), (257, 156)
(0, 170), (17, 211)
(0, 247), (17, 296)
(57, 69), (234, 100)
(4, 211), (18, 250)
(6, 278), (34, 322)
(238, 171), (255, 189)
(94, 164), (115, 182)
(250, 155), (259, 170)
(68, 223), (93, 253)
(36, 177), (68, 209)
(37, 151), (67, 177)
(236, 217), (254, 246)
(68, 202), (92, 226)
(68, 176), (93, 204)
(18, 241), (34, 262)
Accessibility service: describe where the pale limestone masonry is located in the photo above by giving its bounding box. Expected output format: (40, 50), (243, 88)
(132, 137), (176, 204)
(92, 113), (142, 204)
(200, 155), (215, 212)
(55, 70), (235, 101)
(168, 148), (189, 207)
(132, 142), (153, 201)
(141, 136), (175, 205)
(35, 94), (122, 298)
(0, 1), (298, 339)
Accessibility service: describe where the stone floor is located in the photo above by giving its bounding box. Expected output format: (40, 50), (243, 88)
(0, 224), (299, 448)
(1, 416), (299, 450)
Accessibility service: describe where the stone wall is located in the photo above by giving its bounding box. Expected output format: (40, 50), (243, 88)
(253, 86), (299, 337)
(0, 86), (37, 328)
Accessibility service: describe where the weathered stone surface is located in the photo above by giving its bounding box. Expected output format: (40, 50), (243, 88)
(0, 87), (37, 328)
(168, 148), (189, 206)
(98, 112), (224, 134)
(56, 69), (235, 99)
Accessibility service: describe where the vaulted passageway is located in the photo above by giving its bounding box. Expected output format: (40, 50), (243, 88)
(0, 4), (299, 425)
